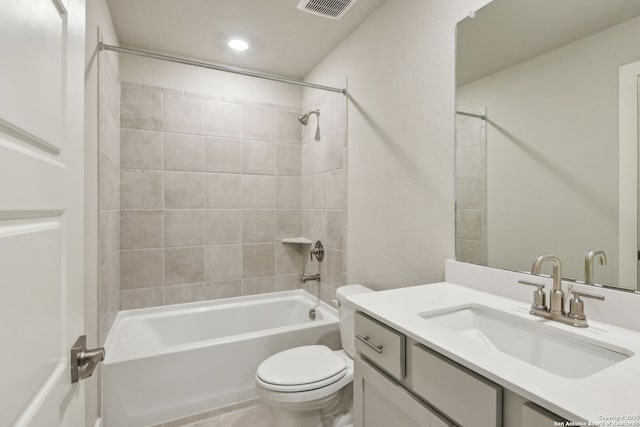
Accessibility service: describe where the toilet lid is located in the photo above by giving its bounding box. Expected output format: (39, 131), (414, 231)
(257, 345), (347, 389)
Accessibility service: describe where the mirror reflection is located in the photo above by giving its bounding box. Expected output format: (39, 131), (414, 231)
(455, 0), (640, 292)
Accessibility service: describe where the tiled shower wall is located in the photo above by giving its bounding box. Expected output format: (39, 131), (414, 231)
(301, 93), (348, 304)
(98, 51), (121, 342)
(455, 113), (487, 265)
(118, 83), (308, 309)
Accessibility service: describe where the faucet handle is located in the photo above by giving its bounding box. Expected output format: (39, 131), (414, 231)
(568, 289), (605, 322)
(518, 280), (547, 311)
(571, 289), (605, 301)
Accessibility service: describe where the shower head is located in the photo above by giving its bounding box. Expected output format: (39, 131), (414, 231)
(298, 109), (320, 126)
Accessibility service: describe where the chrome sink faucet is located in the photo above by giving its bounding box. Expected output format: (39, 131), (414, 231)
(585, 249), (607, 284)
(531, 255), (564, 314)
(519, 254), (604, 327)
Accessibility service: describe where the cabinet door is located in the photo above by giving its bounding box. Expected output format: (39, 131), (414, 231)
(354, 355), (453, 427)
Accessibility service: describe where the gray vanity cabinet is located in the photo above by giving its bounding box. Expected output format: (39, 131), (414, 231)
(353, 355), (453, 427)
(353, 312), (566, 427)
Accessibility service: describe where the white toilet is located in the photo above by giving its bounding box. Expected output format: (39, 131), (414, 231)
(255, 285), (373, 427)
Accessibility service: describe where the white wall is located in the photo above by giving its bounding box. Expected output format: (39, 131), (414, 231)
(84, 0), (119, 424)
(303, 0), (490, 290)
(119, 55), (301, 108)
(458, 15), (640, 286)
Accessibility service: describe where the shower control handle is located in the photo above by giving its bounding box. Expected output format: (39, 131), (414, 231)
(310, 240), (325, 261)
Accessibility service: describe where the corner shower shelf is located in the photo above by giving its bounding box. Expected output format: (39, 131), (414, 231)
(281, 237), (313, 244)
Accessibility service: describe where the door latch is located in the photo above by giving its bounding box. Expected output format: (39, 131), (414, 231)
(70, 335), (105, 383)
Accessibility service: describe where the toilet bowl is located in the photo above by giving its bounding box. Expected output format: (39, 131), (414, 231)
(255, 285), (373, 427)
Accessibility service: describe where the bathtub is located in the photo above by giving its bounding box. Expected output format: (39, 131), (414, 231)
(102, 290), (339, 427)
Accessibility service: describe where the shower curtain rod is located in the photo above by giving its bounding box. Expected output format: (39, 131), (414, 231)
(99, 43), (347, 95)
(456, 110), (487, 120)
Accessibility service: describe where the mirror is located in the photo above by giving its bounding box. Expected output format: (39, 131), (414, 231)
(455, 0), (640, 292)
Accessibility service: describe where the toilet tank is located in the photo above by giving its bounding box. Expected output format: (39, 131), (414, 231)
(335, 285), (374, 357)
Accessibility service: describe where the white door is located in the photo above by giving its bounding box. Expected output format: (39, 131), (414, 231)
(0, 0), (87, 426)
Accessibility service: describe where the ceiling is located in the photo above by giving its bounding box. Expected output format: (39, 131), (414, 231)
(106, 0), (388, 79)
(457, 0), (640, 86)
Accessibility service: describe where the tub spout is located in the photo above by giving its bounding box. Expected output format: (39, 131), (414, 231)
(302, 273), (321, 283)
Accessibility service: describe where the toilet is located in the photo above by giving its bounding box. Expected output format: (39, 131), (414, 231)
(255, 285), (373, 427)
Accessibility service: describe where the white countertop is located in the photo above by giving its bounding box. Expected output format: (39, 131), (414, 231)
(347, 282), (640, 422)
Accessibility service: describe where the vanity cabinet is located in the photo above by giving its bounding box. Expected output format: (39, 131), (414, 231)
(354, 355), (453, 427)
(353, 312), (566, 427)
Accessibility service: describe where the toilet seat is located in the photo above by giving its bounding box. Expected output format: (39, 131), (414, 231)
(256, 345), (347, 393)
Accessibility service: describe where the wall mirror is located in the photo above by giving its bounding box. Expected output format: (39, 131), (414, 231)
(455, 0), (640, 292)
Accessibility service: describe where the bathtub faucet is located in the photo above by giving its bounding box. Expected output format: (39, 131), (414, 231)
(301, 273), (321, 283)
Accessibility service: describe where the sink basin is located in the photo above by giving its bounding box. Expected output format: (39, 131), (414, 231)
(419, 305), (631, 379)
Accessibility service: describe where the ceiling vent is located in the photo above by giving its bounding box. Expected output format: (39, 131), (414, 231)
(297, 0), (359, 20)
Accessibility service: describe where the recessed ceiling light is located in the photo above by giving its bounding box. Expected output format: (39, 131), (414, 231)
(228, 39), (249, 52)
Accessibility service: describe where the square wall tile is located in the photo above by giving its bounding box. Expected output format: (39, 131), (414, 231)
(165, 210), (204, 247)
(456, 209), (481, 241)
(205, 100), (242, 138)
(243, 244), (275, 277)
(120, 287), (164, 310)
(301, 143), (312, 176)
(205, 245), (242, 282)
(311, 173), (326, 209)
(205, 280), (241, 300)
(163, 94), (204, 135)
(275, 110), (302, 143)
(242, 276), (275, 296)
(120, 210), (163, 250)
(242, 175), (275, 209)
(165, 283), (205, 305)
(205, 137), (241, 173)
(275, 244), (303, 275)
(311, 138), (327, 173)
(276, 143), (301, 176)
(165, 171), (204, 208)
(457, 178), (482, 209)
(242, 210), (275, 243)
(121, 84), (162, 130)
(165, 246), (204, 285)
(121, 129), (163, 170)
(276, 210), (301, 241)
(276, 177), (301, 209)
(326, 128), (345, 171)
(275, 275), (300, 292)
(242, 105), (274, 141)
(301, 176), (312, 210)
(457, 239), (482, 264)
(326, 249), (344, 286)
(242, 140), (275, 175)
(120, 249), (163, 289)
(310, 210), (327, 244)
(164, 133), (205, 172)
(326, 210), (343, 250)
(205, 173), (242, 208)
(121, 170), (163, 209)
(326, 170), (345, 209)
(205, 210), (241, 244)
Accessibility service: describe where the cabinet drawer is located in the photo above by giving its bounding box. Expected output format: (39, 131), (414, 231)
(354, 312), (405, 380)
(411, 344), (502, 427)
(521, 402), (565, 426)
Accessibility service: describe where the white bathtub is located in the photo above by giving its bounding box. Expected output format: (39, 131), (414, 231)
(102, 290), (339, 427)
